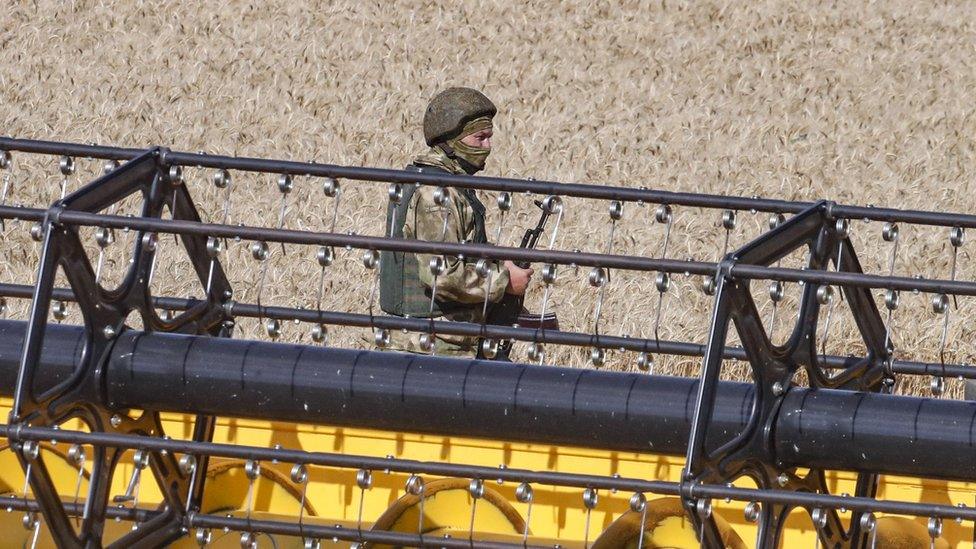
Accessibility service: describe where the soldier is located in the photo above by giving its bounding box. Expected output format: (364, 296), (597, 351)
(379, 87), (534, 357)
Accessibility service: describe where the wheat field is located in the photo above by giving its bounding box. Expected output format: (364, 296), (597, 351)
(2, 0), (975, 395)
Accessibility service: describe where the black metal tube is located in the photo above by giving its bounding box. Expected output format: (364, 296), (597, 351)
(98, 329), (976, 481)
(0, 320), (85, 396)
(104, 329), (753, 456)
(6, 136), (976, 229)
(2, 320), (976, 481)
(0, 138), (143, 161)
(0, 205), (45, 222)
(775, 388), (976, 480)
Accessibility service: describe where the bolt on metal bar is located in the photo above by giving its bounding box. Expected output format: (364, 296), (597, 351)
(4, 424), (976, 523)
(58, 209), (715, 275)
(1, 424), (679, 495)
(0, 494), (542, 549)
(188, 512), (549, 549)
(47, 209), (976, 296)
(688, 483), (976, 522)
(5, 136), (976, 229)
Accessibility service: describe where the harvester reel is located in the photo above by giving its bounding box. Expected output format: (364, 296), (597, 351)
(0, 137), (974, 548)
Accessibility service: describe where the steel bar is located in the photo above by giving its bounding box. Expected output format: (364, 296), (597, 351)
(4, 424), (976, 524)
(685, 484), (976, 522)
(36, 209), (976, 296)
(0, 494), (544, 548)
(1, 193), (974, 296)
(187, 512), (548, 548)
(0, 204), (45, 222)
(1, 424), (679, 496)
(5, 136), (976, 229)
(0, 278), (970, 379)
(0, 496), (158, 523)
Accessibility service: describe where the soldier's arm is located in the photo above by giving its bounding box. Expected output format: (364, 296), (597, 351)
(409, 187), (509, 304)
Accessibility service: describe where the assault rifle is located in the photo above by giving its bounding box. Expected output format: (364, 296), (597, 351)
(481, 197), (560, 359)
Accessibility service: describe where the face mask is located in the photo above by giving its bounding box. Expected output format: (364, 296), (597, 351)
(446, 117), (492, 174)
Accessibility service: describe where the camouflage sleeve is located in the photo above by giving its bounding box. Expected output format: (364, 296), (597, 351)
(405, 186), (510, 305)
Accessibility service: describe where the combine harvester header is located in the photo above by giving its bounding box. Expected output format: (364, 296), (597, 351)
(0, 136), (974, 547)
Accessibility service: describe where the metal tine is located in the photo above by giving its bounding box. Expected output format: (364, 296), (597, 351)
(94, 225), (115, 285)
(700, 210), (736, 304)
(478, 191), (511, 328)
(68, 444), (86, 526)
(882, 222), (900, 355)
(543, 194), (565, 250)
(743, 500), (760, 547)
(468, 479), (484, 544)
(695, 498), (712, 547)
(0, 149), (12, 231)
(933, 226), (965, 393)
(631, 492), (648, 549)
(766, 213), (786, 337)
(308, 178), (343, 343)
(203, 169), (233, 295)
(58, 155), (74, 200)
(515, 482), (533, 547)
(249, 240), (272, 332)
(179, 454), (198, 513)
(243, 459), (260, 526)
(811, 507), (827, 549)
(819, 219), (849, 361)
(119, 450), (149, 506)
(721, 209), (737, 256)
(323, 176), (341, 235)
(405, 474), (426, 542)
(27, 511), (40, 549)
(275, 174), (292, 254)
(20, 440), (38, 507)
(860, 512), (877, 549)
(213, 168), (233, 248)
(291, 463), (309, 544)
(535, 196), (563, 364)
(422, 186), (453, 356)
(582, 487), (598, 548)
(928, 516), (942, 549)
(589, 201), (622, 366)
(168, 165), (182, 244)
(355, 469), (372, 543)
(652, 204), (673, 346)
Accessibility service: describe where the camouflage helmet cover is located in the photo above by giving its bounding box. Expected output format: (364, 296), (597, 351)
(423, 87), (497, 146)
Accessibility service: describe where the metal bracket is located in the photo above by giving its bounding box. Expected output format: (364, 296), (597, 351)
(683, 202), (889, 548)
(7, 150), (231, 547)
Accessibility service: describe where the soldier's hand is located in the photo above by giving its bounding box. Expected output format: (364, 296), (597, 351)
(503, 261), (534, 295)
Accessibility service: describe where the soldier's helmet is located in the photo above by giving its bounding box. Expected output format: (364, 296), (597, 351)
(423, 87), (497, 146)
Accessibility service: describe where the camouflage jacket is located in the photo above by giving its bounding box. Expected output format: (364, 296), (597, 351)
(379, 147), (510, 356)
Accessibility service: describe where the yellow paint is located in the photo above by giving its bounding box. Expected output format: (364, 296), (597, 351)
(0, 399), (974, 547)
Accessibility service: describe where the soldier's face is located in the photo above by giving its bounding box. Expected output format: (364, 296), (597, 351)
(460, 129), (492, 150)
